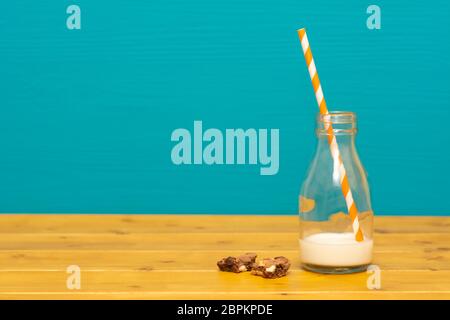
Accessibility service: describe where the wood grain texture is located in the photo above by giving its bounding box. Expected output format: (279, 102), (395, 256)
(0, 215), (449, 300)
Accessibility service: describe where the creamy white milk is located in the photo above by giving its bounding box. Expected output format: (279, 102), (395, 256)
(299, 232), (373, 267)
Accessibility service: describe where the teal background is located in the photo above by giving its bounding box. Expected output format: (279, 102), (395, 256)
(1, 1), (449, 215)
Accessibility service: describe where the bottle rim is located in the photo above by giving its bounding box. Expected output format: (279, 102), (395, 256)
(317, 111), (356, 124)
(316, 111), (357, 136)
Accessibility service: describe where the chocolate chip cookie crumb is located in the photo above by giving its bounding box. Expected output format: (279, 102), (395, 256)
(217, 252), (257, 273)
(251, 256), (290, 278)
(237, 252), (257, 269)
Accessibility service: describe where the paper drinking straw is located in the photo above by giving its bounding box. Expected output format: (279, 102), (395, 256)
(297, 28), (364, 242)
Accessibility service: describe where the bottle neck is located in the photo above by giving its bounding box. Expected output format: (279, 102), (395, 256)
(317, 134), (356, 152)
(316, 111), (357, 153)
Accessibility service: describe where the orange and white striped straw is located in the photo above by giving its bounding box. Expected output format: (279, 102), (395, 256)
(297, 28), (364, 242)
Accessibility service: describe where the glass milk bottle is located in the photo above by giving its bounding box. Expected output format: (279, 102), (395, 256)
(299, 111), (374, 274)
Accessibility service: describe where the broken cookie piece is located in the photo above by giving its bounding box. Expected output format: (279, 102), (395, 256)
(251, 256), (290, 279)
(237, 252), (257, 269)
(217, 252), (257, 273)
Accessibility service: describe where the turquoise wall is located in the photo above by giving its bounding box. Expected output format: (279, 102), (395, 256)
(1, 1), (449, 215)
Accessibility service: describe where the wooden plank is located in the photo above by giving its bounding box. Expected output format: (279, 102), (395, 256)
(0, 250), (448, 271)
(0, 232), (448, 252)
(2, 292), (450, 300)
(0, 215), (449, 299)
(0, 215), (449, 234)
(374, 216), (450, 234)
(0, 270), (449, 300)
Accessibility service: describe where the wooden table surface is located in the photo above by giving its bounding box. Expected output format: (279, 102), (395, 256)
(0, 215), (449, 300)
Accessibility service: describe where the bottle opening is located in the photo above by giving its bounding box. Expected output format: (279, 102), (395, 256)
(316, 111), (357, 136)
